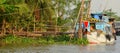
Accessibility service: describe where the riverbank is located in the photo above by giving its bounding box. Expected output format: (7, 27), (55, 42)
(0, 34), (88, 46)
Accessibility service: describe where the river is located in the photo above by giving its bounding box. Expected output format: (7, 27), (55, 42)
(0, 36), (120, 53)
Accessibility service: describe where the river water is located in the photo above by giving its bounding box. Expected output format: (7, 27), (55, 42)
(0, 36), (120, 53)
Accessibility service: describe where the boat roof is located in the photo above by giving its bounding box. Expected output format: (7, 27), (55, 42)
(82, 17), (100, 23)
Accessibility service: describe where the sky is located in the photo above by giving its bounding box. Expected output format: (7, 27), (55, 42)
(91, 0), (120, 16)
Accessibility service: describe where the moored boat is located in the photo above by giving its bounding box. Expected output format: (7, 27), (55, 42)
(86, 13), (116, 44)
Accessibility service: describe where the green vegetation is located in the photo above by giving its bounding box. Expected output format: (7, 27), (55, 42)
(1, 0), (119, 46)
(0, 0), (119, 34)
(0, 0), (89, 35)
(0, 0), (90, 46)
(0, 34), (88, 45)
(103, 9), (120, 21)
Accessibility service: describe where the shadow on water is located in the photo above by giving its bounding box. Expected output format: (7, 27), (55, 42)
(0, 36), (119, 53)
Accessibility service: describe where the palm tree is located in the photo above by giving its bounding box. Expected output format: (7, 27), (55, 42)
(103, 9), (120, 21)
(24, 0), (56, 32)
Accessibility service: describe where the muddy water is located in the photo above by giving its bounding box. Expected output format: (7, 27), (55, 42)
(0, 36), (120, 53)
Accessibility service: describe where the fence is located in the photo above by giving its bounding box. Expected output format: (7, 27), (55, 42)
(0, 23), (75, 37)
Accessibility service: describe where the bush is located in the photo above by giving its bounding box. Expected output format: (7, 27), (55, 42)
(1, 34), (88, 45)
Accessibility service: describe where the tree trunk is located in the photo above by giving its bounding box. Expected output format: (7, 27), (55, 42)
(86, 0), (91, 18)
(78, 0), (85, 38)
(2, 19), (6, 35)
(27, 23), (29, 36)
(35, 8), (40, 21)
(33, 8), (38, 32)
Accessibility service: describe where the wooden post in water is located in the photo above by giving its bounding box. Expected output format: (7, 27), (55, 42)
(78, 0), (85, 38)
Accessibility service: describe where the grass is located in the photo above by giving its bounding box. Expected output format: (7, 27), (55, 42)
(0, 34), (89, 46)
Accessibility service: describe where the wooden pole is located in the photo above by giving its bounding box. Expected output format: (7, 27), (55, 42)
(34, 15), (36, 32)
(110, 9), (112, 18)
(78, 0), (85, 38)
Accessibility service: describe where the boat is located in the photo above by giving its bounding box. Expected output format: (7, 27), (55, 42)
(74, 0), (116, 44)
(86, 13), (115, 44)
(75, 13), (116, 44)
(87, 29), (115, 44)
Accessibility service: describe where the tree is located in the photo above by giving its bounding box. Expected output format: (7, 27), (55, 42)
(103, 9), (120, 21)
(0, 0), (20, 35)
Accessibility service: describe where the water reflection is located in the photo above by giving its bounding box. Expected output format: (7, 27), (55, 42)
(0, 36), (119, 53)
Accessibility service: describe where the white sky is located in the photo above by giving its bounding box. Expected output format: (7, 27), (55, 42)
(91, 0), (120, 16)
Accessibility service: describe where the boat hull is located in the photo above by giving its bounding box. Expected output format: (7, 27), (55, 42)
(87, 32), (115, 44)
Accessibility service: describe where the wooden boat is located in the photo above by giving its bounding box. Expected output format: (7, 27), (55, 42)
(87, 31), (115, 44)
(75, 13), (116, 44)
(74, 0), (116, 44)
(86, 14), (116, 44)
